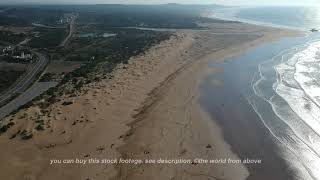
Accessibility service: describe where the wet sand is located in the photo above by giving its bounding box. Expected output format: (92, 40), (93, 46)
(0, 22), (300, 180)
(201, 87), (295, 180)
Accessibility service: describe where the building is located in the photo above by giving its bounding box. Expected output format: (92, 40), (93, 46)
(2, 46), (13, 55)
(1, 46), (33, 62)
(13, 51), (33, 60)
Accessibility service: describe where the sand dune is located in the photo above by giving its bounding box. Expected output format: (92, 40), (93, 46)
(0, 23), (299, 180)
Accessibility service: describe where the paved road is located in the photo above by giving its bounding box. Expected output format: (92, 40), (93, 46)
(0, 52), (49, 106)
(0, 15), (77, 115)
(32, 23), (65, 29)
(0, 14), (76, 114)
(18, 38), (31, 46)
(0, 82), (58, 120)
(60, 15), (77, 47)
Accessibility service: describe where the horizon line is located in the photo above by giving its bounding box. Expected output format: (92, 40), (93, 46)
(0, 3), (220, 5)
(0, 3), (316, 7)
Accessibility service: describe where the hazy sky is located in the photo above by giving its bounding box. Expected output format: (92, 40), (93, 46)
(1, 0), (319, 6)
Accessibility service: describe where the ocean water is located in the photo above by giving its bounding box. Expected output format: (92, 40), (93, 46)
(251, 37), (320, 179)
(202, 6), (320, 180)
(211, 6), (320, 30)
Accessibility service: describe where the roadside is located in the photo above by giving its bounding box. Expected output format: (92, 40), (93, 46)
(0, 14), (77, 119)
(59, 14), (77, 47)
(0, 51), (48, 107)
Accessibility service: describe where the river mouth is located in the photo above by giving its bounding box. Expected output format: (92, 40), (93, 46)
(199, 33), (320, 180)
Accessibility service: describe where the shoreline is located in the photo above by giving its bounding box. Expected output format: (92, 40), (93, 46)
(0, 22), (301, 179)
(113, 25), (302, 180)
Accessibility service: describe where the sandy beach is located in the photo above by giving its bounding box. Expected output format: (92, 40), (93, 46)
(0, 22), (299, 180)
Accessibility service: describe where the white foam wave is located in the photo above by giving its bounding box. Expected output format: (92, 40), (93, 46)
(294, 42), (320, 109)
(248, 41), (320, 179)
(272, 41), (320, 179)
(275, 42), (320, 138)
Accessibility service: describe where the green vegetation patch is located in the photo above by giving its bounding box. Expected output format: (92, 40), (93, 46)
(0, 70), (25, 93)
(28, 27), (68, 48)
(65, 29), (170, 63)
(0, 31), (26, 44)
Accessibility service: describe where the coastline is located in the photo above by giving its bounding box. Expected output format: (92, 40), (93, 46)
(0, 22), (300, 179)
(113, 24), (302, 180)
